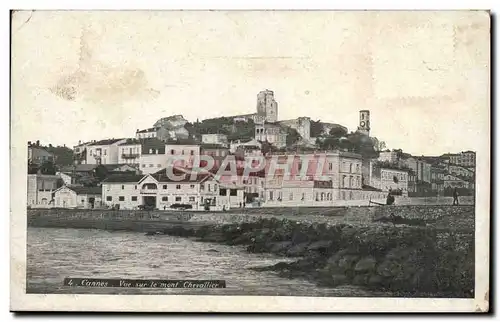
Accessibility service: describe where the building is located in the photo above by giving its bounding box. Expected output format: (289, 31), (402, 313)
(255, 123), (287, 148)
(85, 139), (128, 165)
(403, 157), (432, 183)
(278, 117), (311, 140)
(27, 174), (62, 207)
(378, 151), (400, 163)
(101, 169), (244, 211)
(28, 141), (55, 165)
(443, 174), (474, 190)
(53, 186), (102, 209)
(200, 144), (230, 169)
(448, 164), (475, 179)
(139, 138), (167, 174)
(165, 139), (201, 168)
(368, 162), (409, 196)
(357, 110), (370, 136)
(201, 134), (228, 147)
(73, 141), (91, 165)
(118, 139), (142, 165)
(256, 89), (279, 123)
(431, 167), (447, 195)
(446, 151), (476, 167)
(136, 127), (161, 140)
(230, 139), (262, 153)
(260, 151), (369, 206)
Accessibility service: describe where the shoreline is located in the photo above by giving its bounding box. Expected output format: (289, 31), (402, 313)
(28, 205), (475, 298)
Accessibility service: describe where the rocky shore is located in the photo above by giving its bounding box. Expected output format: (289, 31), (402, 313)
(160, 216), (474, 298)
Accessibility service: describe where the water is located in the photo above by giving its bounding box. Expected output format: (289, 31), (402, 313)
(27, 227), (376, 296)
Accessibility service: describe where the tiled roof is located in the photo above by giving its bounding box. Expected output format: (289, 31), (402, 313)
(119, 138), (142, 145)
(141, 138), (166, 154)
(88, 139), (126, 146)
(102, 174), (145, 183)
(66, 186), (102, 195)
(151, 168), (212, 183)
(136, 127), (158, 133)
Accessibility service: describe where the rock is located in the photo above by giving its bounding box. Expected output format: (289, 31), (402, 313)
(354, 257), (377, 272)
(352, 274), (369, 286)
(376, 260), (401, 278)
(337, 255), (359, 271)
(286, 242), (310, 257)
(307, 240), (333, 251)
(270, 241), (293, 254)
(368, 274), (383, 286)
(330, 274), (349, 286)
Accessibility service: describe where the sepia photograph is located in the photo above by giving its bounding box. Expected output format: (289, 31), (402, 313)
(10, 9), (490, 312)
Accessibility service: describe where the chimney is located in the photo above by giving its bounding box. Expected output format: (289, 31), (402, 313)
(28, 141), (31, 146)
(36, 140), (40, 147)
(136, 129), (139, 132)
(78, 140), (81, 145)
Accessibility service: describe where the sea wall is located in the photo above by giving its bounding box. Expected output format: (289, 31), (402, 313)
(28, 205), (474, 231)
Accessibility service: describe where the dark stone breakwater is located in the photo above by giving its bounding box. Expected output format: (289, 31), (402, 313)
(27, 206), (475, 297)
(160, 216), (474, 298)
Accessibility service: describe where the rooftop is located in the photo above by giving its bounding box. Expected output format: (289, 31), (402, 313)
(88, 138), (126, 146)
(102, 174), (146, 183)
(119, 138), (142, 145)
(136, 127), (159, 133)
(65, 186), (102, 195)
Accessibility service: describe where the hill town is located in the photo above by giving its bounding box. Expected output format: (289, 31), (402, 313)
(27, 89), (476, 211)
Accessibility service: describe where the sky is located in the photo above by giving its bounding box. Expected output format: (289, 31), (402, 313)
(11, 10), (490, 156)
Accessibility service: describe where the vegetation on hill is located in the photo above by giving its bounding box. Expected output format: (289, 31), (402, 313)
(185, 117), (256, 142)
(45, 144), (74, 166)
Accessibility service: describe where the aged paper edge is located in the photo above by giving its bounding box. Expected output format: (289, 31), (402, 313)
(9, 10), (490, 313)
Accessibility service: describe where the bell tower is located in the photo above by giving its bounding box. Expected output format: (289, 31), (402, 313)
(357, 110), (370, 136)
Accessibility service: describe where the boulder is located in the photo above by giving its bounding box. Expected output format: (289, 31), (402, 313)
(269, 241), (293, 254)
(354, 256), (378, 272)
(286, 242), (310, 257)
(307, 240), (333, 251)
(337, 255), (359, 271)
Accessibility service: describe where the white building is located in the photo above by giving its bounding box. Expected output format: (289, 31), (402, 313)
(27, 174), (61, 208)
(201, 134), (228, 147)
(101, 169), (244, 211)
(369, 162), (409, 196)
(118, 139), (142, 165)
(86, 139), (128, 165)
(254, 123), (287, 148)
(378, 151), (400, 163)
(230, 138), (262, 153)
(53, 186), (102, 209)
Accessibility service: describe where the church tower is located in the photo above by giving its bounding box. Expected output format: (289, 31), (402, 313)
(256, 89), (278, 123)
(357, 110), (370, 136)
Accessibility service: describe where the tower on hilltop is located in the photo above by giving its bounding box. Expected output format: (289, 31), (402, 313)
(357, 110), (370, 136)
(256, 89), (278, 123)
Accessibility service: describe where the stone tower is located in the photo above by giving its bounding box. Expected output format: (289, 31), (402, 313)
(357, 110), (370, 136)
(256, 89), (278, 123)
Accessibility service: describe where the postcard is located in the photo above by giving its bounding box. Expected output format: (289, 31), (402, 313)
(10, 10), (490, 312)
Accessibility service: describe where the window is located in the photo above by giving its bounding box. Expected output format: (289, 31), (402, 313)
(157, 164), (161, 168)
(134, 185), (137, 189)
(182, 150), (185, 155)
(106, 196), (112, 201)
(176, 184), (181, 190)
(269, 191), (274, 200)
(200, 184), (204, 191)
(162, 196), (168, 201)
(190, 184), (195, 189)
(142, 164), (146, 168)
(162, 185), (167, 189)
(119, 196), (125, 201)
(131, 196), (137, 201)
(190, 150), (194, 155)
(149, 164), (153, 167)
(349, 164), (353, 173)
(289, 193), (293, 200)
(189, 196), (195, 202)
(329, 163), (333, 170)
(81, 199), (85, 203)
(175, 196), (181, 202)
(214, 184), (218, 191)
(230, 189), (237, 196)
(298, 162), (302, 171)
(301, 193), (305, 201)
(171, 149), (175, 155)
(356, 164), (360, 173)
(219, 188), (227, 196)
(104, 149), (107, 155)
(121, 185), (124, 190)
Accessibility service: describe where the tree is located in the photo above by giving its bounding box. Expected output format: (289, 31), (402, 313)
(39, 161), (57, 175)
(285, 127), (301, 146)
(310, 120), (324, 138)
(329, 127), (348, 138)
(94, 165), (109, 182)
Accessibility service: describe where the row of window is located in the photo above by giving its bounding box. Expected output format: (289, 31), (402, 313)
(106, 196), (197, 203)
(381, 172), (407, 181)
(119, 184), (197, 190)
